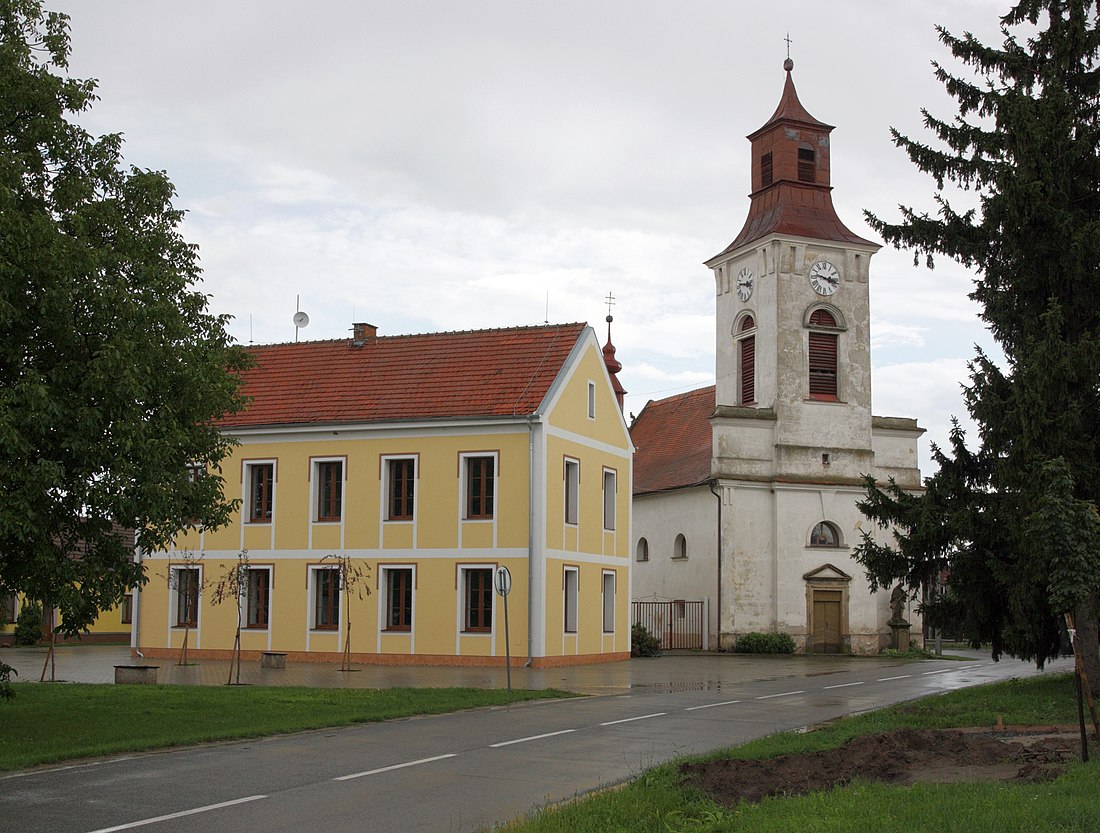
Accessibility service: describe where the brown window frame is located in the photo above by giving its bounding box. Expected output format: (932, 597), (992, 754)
(313, 567), (340, 630)
(563, 566), (579, 634)
(564, 458), (579, 525)
(315, 460), (343, 522)
(248, 463), (274, 523)
(465, 456), (495, 520)
(120, 593), (133, 625)
(602, 469), (617, 531)
(384, 568), (413, 631)
(387, 458), (416, 521)
(808, 331), (839, 400)
(246, 568), (271, 628)
(463, 568), (493, 632)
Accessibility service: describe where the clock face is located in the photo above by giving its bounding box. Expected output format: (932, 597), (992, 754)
(809, 260), (840, 296)
(736, 267), (754, 302)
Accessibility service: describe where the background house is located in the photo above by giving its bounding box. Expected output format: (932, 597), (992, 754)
(134, 321), (633, 666)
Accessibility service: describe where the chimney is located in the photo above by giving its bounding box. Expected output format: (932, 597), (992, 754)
(351, 322), (377, 347)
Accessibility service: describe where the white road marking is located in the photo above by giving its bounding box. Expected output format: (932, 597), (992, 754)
(921, 667), (958, 675)
(754, 690), (804, 700)
(684, 699), (742, 711)
(87, 795), (266, 832)
(334, 753), (458, 781)
(823, 681), (865, 690)
(600, 712), (667, 726)
(877, 674), (911, 682)
(490, 729), (576, 748)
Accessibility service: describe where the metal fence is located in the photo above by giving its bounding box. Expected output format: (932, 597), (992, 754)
(631, 600), (704, 650)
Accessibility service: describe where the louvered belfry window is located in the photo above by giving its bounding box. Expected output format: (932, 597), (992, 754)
(798, 145), (815, 182)
(739, 315), (755, 404)
(760, 152), (773, 187)
(808, 309), (838, 400)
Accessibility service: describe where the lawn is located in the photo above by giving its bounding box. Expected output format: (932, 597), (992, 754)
(0, 683), (570, 771)
(497, 673), (1100, 833)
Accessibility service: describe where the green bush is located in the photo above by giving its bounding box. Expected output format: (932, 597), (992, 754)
(734, 631), (797, 654)
(631, 622), (662, 657)
(0, 661), (16, 702)
(14, 601), (43, 646)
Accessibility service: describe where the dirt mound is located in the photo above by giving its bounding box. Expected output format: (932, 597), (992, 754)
(680, 727), (1079, 807)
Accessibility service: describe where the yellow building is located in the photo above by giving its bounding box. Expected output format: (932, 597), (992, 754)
(134, 322), (633, 666)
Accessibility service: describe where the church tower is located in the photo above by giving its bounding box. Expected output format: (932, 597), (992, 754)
(706, 58), (880, 487)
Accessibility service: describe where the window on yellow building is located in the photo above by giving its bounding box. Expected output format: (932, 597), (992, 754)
(312, 567), (340, 630)
(120, 593), (133, 625)
(602, 469), (617, 531)
(247, 463), (274, 523)
(602, 571), (616, 633)
(386, 458), (415, 521)
(564, 567), (579, 633)
(173, 568), (199, 627)
(315, 460), (343, 522)
(384, 567), (413, 631)
(463, 568), (493, 632)
(247, 568), (271, 628)
(564, 458), (579, 525)
(464, 456), (495, 520)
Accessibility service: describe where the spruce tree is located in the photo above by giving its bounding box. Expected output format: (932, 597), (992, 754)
(855, 0), (1100, 694)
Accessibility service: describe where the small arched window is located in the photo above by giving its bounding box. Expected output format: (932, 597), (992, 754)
(673, 533), (687, 560)
(798, 143), (815, 182)
(636, 538), (649, 562)
(809, 522), (841, 548)
(738, 315), (756, 405)
(807, 309), (838, 400)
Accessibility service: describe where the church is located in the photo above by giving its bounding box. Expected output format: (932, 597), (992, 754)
(631, 59), (924, 654)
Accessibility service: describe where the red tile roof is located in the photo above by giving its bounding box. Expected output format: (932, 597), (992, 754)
(630, 386), (715, 495)
(219, 323), (588, 429)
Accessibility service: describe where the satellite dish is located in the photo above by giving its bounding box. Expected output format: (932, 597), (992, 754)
(293, 311), (310, 329)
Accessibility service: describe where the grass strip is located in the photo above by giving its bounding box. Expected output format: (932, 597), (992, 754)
(0, 683), (571, 771)
(499, 673), (1100, 833)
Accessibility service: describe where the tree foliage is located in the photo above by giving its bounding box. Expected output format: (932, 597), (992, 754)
(0, 1), (249, 636)
(855, 0), (1100, 690)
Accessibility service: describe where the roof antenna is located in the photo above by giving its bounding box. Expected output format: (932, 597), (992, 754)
(249, 314), (254, 345)
(292, 294), (310, 342)
(545, 291), (549, 325)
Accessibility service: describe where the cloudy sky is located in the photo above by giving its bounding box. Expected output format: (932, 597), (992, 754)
(61, 0), (1016, 473)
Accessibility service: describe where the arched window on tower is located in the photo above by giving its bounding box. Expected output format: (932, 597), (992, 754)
(738, 315), (756, 405)
(807, 309), (838, 400)
(798, 143), (815, 183)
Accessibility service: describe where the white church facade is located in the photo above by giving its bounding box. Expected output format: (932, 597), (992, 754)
(631, 61), (924, 654)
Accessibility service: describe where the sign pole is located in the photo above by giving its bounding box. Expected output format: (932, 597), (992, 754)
(495, 566), (512, 693)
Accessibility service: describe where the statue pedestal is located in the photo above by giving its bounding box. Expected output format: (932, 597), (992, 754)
(890, 623), (911, 651)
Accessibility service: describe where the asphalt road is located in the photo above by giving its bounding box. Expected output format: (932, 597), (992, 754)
(2, 654), (1072, 833)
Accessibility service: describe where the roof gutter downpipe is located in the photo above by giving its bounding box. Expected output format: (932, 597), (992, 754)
(709, 479), (722, 651)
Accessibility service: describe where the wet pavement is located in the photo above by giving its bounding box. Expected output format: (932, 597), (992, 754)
(0, 642), (992, 695)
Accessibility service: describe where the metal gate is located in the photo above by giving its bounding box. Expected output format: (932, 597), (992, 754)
(631, 600), (704, 650)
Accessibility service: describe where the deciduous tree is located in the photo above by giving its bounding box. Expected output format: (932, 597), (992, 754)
(0, 1), (248, 636)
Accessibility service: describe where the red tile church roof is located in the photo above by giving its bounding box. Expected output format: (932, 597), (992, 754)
(630, 385), (715, 495)
(219, 323), (588, 429)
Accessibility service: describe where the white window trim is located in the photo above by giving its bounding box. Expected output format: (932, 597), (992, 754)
(310, 456), (346, 525)
(381, 455), (418, 525)
(587, 381), (596, 420)
(308, 564), (342, 633)
(459, 452), (498, 523)
(378, 564), (416, 638)
(564, 457), (580, 527)
(602, 468), (617, 531)
(563, 566), (579, 634)
(601, 570), (616, 634)
(243, 459), (277, 525)
(455, 564), (497, 656)
(169, 564), (203, 631)
(244, 565), (273, 632)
